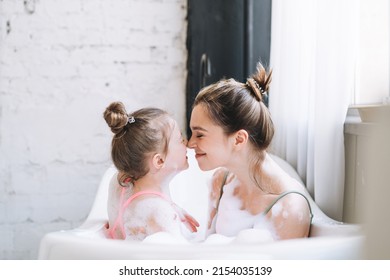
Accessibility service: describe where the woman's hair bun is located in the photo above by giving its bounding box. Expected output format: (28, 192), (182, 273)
(103, 101), (129, 135)
(247, 62), (273, 102)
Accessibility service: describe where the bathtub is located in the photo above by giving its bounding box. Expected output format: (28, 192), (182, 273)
(38, 151), (364, 259)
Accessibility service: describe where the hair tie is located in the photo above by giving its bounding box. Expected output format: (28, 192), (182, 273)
(119, 175), (135, 187)
(128, 116), (135, 124)
(246, 78), (265, 102)
(124, 177), (133, 183)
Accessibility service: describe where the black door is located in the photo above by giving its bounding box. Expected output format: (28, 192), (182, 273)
(186, 0), (271, 135)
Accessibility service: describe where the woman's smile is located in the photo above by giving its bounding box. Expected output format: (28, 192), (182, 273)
(195, 152), (206, 159)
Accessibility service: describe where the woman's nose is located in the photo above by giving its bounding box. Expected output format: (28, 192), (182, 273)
(187, 135), (195, 148)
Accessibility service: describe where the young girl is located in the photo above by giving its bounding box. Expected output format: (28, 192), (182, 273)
(188, 62), (313, 240)
(103, 102), (199, 241)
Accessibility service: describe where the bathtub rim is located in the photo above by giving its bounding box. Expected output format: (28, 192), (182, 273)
(38, 222), (365, 260)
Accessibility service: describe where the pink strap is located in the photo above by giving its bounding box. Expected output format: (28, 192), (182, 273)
(122, 190), (168, 209)
(107, 189), (171, 239)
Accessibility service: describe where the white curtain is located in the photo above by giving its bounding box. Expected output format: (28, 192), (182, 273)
(269, 0), (359, 221)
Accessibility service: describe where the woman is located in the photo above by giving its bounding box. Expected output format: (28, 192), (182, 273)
(187, 62), (312, 240)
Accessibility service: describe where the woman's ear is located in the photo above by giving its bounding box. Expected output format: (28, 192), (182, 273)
(152, 153), (165, 170)
(233, 129), (249, 150)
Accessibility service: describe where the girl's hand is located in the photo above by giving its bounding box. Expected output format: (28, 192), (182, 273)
(172, 204), (200, 233)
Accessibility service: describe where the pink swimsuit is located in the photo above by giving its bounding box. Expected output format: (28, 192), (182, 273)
(107, 188), (180, 239)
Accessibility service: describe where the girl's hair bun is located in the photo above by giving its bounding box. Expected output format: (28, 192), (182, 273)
(103, 102), (129, 135)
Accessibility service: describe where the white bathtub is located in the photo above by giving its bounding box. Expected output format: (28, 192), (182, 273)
(38, 151), (364, 259)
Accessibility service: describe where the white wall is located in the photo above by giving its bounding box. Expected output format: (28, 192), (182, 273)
(0, 0), (188, 259)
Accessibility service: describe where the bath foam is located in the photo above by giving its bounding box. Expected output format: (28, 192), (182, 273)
(142, 228), (274, 246)
(122, 197), (183, 241)
(215, 177), (277, 239)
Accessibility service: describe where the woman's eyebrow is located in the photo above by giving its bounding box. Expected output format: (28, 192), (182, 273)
(190, 126), (208, 132)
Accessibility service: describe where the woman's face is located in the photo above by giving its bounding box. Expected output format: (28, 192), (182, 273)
(188, 104), (234, 171)
(164, 119), (189, 173)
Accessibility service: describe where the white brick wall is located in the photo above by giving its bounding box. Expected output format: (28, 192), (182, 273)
(0, 0), (188, 259)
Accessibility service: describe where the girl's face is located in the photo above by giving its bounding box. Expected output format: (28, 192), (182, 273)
(188, 104), (234, 171)
(164, 120), (189, 173)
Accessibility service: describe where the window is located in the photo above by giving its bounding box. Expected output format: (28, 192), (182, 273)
(354, 0), (389, 105)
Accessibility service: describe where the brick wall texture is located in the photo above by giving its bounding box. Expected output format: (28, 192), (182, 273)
(0, 0), (188, 259)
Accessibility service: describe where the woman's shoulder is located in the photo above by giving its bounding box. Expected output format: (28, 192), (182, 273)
(274, 190), (310, 208)
(267, 170), (310, 215)
(210, 168), (235, 199)
(266, 191), (312, 239)
(211, 168), (235, 187)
